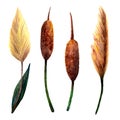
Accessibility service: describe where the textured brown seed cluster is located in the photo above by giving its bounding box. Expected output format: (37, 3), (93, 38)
(65, 39), (79, 81)
(41, 9), (54, 60)
(65, 13), (79, 82)
(65, 13), (79, 111)
(40, 8), (55, 112)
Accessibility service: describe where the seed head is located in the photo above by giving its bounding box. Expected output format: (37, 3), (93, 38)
(65, 13), (79, 81)
(41, 8), (54, 60)
(9, 8), (30, 62)
(91, 7), (108, 78)
(65, 39), (79, 81)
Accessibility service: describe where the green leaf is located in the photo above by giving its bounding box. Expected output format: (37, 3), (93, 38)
(11, 63), (31, 113)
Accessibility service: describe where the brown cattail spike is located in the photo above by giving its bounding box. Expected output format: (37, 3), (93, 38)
(65, 39), (79, 81)
(65, 13), (79, 111)
(41, 8), (54, 60)
(40, 7), (54, 112)
(65, 13), (79, 81)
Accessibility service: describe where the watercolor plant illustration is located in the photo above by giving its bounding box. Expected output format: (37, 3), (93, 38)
(91, 7), (108, 114)
(65, 13), (79, 111)
(40, 7), (54, 112)
(9, 8), (31, 113)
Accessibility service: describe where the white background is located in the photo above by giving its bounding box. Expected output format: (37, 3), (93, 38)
(0, 0), (119, 120)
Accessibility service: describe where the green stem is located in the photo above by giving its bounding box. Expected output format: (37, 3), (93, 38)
(66, 81), (74, 111)
(44, 60), (54, 112)
(95, 77), (104, 114)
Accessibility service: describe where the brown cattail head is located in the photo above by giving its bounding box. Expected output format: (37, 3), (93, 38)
(65, 40), (79, 81)
(65, 13), (79, 81)
(41, 7), (54, 60)
(91, 7), (108, 78)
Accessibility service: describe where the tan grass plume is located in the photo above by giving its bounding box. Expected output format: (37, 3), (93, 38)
(91, 7), (108, 79)
(9, 8), (30, 62)
(91, 6), (108, 114)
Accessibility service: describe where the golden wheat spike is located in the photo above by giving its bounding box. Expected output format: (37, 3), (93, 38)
(9, 8), (30, 62)
(91, 7), (108, 78)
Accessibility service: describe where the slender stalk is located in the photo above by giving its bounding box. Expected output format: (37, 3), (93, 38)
(20, 61), (23, 93)
(66, 81), (74, 111)
(44, 60), (54, 112)
(21, 61), (23, 78)
(20, 61), (23, 91)
(95, 76), (104, 114)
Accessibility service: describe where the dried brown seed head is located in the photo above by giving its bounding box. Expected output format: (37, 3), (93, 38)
(41, 8), (54, 60)
(65, 13), (79, 81)
(65, 39), (79, 81)
(91, 7), (108, 78)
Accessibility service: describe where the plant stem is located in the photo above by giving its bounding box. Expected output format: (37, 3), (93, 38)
(66, 81), (74, 111)
(95, 76), (104, 114)
(44, 60), (54, 112)
(21, 61), (23, 78)
(20, 61), (23, 92)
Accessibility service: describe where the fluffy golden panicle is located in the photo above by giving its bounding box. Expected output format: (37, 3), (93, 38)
(9, 8), (30, 62)
(91, 7), (108, 78)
